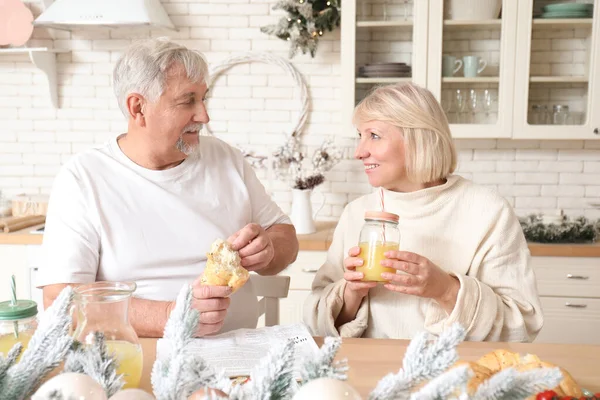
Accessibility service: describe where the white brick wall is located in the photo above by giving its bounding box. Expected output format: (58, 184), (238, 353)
(0, 0), (599, 222)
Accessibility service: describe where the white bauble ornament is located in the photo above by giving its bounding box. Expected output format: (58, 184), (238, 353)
(188, 387), (229, 399)
(292, 378), (362, 400)
(109, 388), (156, 400)
(33, 372), (107, 400)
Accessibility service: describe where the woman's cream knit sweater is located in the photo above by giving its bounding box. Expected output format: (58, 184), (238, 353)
(303, 175), (544, 342)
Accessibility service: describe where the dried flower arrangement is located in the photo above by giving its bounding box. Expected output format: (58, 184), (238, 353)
(244, 132), (343, 191)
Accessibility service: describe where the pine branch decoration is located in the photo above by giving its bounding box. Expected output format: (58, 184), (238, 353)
(299, 336), (348, 384)
(472, 367), (563, 400)
(240, 339), (296, 400)
(63, 332), (125, 397)
(368, 323), (467, 400)
(261, 0), (341, 58)
(0, 286), (74, 400)
(410, 364), (471, 400)
(520, 214), (600, 243)
(0, 342), (23, 384)
(151, 285), (231, 400)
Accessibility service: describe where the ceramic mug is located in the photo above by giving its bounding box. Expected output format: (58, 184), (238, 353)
(462, 55), (487, 77)
(442, 55), (463, 77)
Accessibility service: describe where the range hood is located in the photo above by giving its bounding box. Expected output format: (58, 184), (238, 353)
(33, 0), (176, 31)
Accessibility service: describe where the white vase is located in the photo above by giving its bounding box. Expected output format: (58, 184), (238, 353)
(289, 188), (325, 235)
(445, 0), (502, 20)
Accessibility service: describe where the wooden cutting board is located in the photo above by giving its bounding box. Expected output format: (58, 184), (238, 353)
(0, 215), (46, 233)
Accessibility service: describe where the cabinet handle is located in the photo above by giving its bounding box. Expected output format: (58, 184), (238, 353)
(594, 128), (599, 135)
(302, 268), (318, 273)
(565, 302), (587, 308)
(566, 274), (589, 280)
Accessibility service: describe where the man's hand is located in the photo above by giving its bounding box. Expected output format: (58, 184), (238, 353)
(228, 223), (275, 272)
(183, 279), (232, 337)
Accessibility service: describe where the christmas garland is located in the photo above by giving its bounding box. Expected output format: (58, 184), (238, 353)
(520, 214), (600, 244)
(261, 0), (341, 58)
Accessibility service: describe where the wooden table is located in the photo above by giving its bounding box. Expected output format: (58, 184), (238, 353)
(138, 337), (600, 396)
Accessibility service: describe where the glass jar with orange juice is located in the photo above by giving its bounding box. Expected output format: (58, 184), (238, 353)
(72, 281), (143, 389)
(356, 211), (400, 282)
(0, 298), (38, 361)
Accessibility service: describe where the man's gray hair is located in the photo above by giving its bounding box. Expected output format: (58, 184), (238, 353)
(112, 37), (209, 117)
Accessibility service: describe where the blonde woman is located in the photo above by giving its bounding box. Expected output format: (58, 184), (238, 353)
(303, 83), (543, 341)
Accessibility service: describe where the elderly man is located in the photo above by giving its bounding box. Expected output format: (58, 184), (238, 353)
(38, 37), (299, 337)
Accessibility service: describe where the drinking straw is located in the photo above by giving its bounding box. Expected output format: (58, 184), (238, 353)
(10, 275), (18, 339)
(379, 187), (386, 243)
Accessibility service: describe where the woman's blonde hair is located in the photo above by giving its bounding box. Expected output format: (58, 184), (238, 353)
(352, 82), (457, 183)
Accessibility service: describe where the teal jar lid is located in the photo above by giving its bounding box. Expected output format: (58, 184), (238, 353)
(0, 300), (38, 320)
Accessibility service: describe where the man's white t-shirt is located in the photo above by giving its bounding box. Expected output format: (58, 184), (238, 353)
(37, 135), (291, 332)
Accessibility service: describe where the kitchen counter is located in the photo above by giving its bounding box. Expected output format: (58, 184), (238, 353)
(2, 221), (600, 257)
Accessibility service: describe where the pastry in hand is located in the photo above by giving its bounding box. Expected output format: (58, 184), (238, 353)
(200, 238), (249, 293)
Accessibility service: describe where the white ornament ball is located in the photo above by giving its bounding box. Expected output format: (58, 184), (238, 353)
(292, 378), (362, 400)
(109, 388), (156, 400)
(33, 372), (107, 400)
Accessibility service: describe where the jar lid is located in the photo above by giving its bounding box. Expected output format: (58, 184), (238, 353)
(553, 104), (569, 111)
(0, 300), (38, 320)
(364, 211), (399, 223)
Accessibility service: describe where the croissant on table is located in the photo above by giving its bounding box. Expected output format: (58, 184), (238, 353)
(451, 349), (582, 398)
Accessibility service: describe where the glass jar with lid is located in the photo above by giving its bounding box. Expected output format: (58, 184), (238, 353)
(553, 105), (569, 125)
(356, 211), (401, 282)
(0, 297), (38, 361)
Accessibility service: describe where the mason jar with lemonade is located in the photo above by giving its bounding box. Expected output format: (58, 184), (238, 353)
(356, 211), (401, 282)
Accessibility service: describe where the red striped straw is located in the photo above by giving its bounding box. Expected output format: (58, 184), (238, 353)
(379, 187), (386, 243)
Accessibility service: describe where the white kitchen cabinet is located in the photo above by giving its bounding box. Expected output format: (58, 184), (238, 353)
(427, 0), (518, 139)
(340, 0), (600, 140)
(340, 0), (429, 137)
(512, 0), (600, 139)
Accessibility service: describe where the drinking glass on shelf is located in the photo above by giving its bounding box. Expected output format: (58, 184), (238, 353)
(468, 89), (478, 123)
(442, 90), (453, 122)
(383, 0), (390, 21)
(553, 105), (569, 125)
(403, 0), (410, 20)
(454, 89), (466, 123)
(482, 89), (493, 117)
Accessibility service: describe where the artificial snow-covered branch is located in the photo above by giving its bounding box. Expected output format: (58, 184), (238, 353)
(151, 285), (231, 400)
(299, 336), (348, 384)
(411, 364), (470, 400)
(63, 332), (124, 397)
(368, 323), (466, 400)
(0, 286), (74, 400)
(472, 367), (563, 400)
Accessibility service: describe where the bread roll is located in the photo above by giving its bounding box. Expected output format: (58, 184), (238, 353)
(476, 349), (521, 372)
(200, 239), (249, 293)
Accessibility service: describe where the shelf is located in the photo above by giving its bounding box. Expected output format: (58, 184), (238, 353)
(356, 77), (412, 84)
(443, 19), (502, 30)
(356, 20), (413, 28)
(442, 77), (500, 83)
(0, 47), (68, 54)
(532, 18), (593, 29)
(0, 47), (70, 108)
(529, 76), (588, 83)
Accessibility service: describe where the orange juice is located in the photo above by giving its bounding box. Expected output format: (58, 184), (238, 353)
(106, 340), (143, 388)
(357, 241), (399, 282)
(0, 332), (31, 362)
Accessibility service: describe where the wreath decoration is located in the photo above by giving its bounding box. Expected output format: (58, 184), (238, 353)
(204, 52), (310, 170)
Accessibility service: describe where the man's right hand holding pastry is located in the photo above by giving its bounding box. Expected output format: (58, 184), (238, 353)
(189, 278), (232, 337)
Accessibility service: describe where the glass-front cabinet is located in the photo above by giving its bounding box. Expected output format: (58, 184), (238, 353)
(513, 0), (600, 139)
(340, 0), (429, 137)
(427, 0), (517, 138)
(340, 0), (600, 140)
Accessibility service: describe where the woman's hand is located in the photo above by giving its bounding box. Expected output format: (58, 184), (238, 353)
(380, 250), (460, 313)
(335, 246), (377, 328)
(343, 246), (377, 300)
